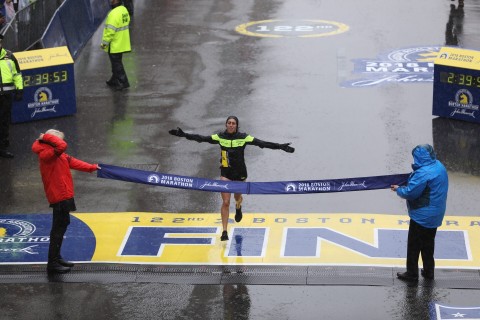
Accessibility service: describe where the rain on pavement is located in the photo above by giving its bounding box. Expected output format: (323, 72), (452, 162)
(1, 0), (480, 319)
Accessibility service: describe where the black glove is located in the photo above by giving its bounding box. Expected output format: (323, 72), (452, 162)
(169, 127), (185, 137)
(14, 90), (23, 101)
(280, 143), (294, 153)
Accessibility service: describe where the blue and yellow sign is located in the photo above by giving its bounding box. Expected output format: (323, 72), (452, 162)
(0, 214), (95, 263)
(11, 46), (76, 123)
(235, 19), (349, 38)
(1, 213), (480, 268)
(433, 47), (480, 123)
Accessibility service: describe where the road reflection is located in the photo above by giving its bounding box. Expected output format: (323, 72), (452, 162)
(223, 284), (251, 320)
(445, 3), (464, 46)
(432, 118), (480, 175)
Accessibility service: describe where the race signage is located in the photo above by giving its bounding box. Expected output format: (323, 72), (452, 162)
(97, 163), (409, 194)
(235, 19), (349, 38)
(2, 213), (480, 268)
(433, 47), (480, 123)
(0, 214), (95, 263)
(343, 46), (440, 87)
(11, 46), (76, 123)
(430, 304), (480, 320)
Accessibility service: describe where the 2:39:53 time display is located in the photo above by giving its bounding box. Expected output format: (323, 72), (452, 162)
(439, 71), (480, 88)
(23, 70), (68, 87)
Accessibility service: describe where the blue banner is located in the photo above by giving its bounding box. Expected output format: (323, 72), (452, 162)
(0, 214), (95, 264)
(97, 164), (409, 195)
(430, 303), (480, 320)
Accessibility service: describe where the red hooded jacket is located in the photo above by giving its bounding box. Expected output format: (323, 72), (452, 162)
(32, 134), (97, 205)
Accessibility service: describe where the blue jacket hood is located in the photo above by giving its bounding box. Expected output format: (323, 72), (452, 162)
(412, 144), (436, 170)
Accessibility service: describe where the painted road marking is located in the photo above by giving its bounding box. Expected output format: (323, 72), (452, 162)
(2, 213), (479, 267)
(235, 19), (349, 38)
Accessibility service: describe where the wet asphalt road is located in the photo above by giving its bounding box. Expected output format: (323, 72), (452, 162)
(2, 283), (480, 320)
(2, 0), (480, 319)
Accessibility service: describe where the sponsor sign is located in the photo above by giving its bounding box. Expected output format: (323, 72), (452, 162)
(2, 213), (480, 267)
(11, 46), (76, 123)
(343, 46), (440, 87)
(433, 47), (480, 123)
(98, 163), (409, 195)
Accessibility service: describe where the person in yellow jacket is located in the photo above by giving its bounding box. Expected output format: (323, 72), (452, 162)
(101, 0), (131, 91)
(0, 34), (23, 158)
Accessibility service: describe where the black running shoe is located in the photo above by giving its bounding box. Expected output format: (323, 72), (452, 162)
(220, 230), (229, 241)
(235, 206), (243, 222)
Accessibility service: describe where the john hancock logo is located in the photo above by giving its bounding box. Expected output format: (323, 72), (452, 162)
(0, 219), (47, 255)
(449, 89), (479, 119)
(343, 46), (440, 87)
(27, 87), (60, 118)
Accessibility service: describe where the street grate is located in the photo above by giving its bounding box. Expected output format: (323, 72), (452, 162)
(0, 264), (479, 288)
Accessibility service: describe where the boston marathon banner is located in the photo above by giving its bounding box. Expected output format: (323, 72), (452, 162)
(97, 163), (410, 194)
(2, 213), (480, 267)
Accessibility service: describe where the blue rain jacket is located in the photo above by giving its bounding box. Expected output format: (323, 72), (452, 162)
(396, 145), (448, 228)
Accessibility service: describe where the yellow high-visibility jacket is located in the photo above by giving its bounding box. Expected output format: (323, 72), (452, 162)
(0, 48), (23, 93)
(101, 4), (131, 54)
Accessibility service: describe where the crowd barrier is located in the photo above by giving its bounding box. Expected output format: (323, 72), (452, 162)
(1, 0), (109, 59)
(41, 0), (110, 59)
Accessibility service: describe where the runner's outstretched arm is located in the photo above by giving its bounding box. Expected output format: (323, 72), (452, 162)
(169, 127), (217, 144)
(250, 137), (295, 153)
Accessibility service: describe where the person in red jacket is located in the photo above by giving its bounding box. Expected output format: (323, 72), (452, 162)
(32, 129), (99, 274)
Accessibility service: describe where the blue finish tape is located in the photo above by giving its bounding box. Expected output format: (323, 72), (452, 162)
(97, 164), (409, 194)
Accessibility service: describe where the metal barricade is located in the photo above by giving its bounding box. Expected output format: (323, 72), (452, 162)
(1, 0), (64, 52)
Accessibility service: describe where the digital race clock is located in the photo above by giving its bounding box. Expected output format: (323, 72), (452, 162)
(439, 71), (480, 87)
(23, 70), (69, 87)
(433, 47), (480, 124)
(11, 46), (76, 123)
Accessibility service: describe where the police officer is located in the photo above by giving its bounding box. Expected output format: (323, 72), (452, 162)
(0, 34), (23, 158)
(101, 0), (131, 91)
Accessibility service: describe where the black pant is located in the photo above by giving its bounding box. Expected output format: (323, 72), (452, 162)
(0, 94), (13, 149)
(48, 199), (75, 263)
(406, 219), (437, 276)
(108, 53), (129, 87)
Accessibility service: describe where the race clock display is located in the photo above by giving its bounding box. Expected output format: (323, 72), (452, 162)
(433, 47), (480, 124)
(23, 70), (69, 87)
(11, 46), (76, 123)
(439, 71), (480, 88)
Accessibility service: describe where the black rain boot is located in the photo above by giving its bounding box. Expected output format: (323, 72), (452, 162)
(47, 259), (71, 274)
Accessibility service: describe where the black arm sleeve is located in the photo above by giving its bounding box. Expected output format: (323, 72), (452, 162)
(250, 137), (282, 149)
(184, 133), (217, 144)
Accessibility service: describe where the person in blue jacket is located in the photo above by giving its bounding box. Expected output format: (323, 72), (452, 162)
(391, 144), (448, 282)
